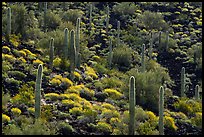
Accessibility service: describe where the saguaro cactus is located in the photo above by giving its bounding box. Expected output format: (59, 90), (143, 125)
(195, 85), (199, 100)
(108, 39), (113, 68)
(180, 67), (186, 97)
(35, 64), (43, 119)
(64, 28), (69, 59)
(159, 86), (164, 135)
(158, 31), (162, 48)
(129, 76), (135, 135)
(89, 2), (92, 30)
(117, 20), (120, 47)
(149, 32), (153, 60)
(49, 38), (54, 69)
(6, 7), (11, 42)
(75, 18), (80, 68)
(165, 31), (169, 51)
(44, 2), (47, 32)
(141, 44), (145, 73)
(106, 5), (109, 35)
(70, 30), (76, 80)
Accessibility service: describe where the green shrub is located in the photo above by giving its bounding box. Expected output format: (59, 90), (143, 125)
(95, 121), (112, 134)
(190, 112), (202, 128)
(57, 121), (75, 135)
(61, 9), (84, 24)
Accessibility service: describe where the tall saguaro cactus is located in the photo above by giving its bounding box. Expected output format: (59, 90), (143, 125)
(106, 5), (109, 35)
(49, 38), (54, 69)
(180, 67), (186, 97)
(129, 76), (135, 135)
(70, 30), (76, 80)
(195, 85), (199, 100)
(159, 86), (164, 135)
(108, 39), (113, 68)
(35, 64), (43, 119)
(165, 31), (169, 51)
(141, 44), (145, 73)
(89, 2), (92, 30)
(64, 28), (69, 60)
(75, 18), (81, 68)
(158, 31), (162, 48)
(117, 20), (120, 47)
(6, 7), (11, 42)
(44, 2), (47, 32)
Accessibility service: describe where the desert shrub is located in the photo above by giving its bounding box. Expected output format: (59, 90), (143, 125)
(85, 64), (98, 79)
(60, 9), (84, 24)
(95, 121), (112, 134)
(2, 46), (11, 54)
(190, 112), (202, 128)
(112, 44), (132, 71)
(11, 107), (22, 116)
(100, 109), (120, 121)
(101, 102), (116, 110)
(2, 114), (11, 123)
(69, 107), (83, 117)
(2, 54), (16, 63)
(44, 9), (61, 31)
(53, 57), (62, 68)
(164, 116), (178, 131)
(137, 11), (169, 31)
(8, 70), (27, 79)
(44, 93), (60, 101)
(103, 88), (123, 100)
(5, 77), (22, 87)
(57, 121), (75, 135)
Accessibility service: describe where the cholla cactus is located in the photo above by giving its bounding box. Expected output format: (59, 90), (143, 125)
(35, 64), (43, 119)
(49, 38), (54, 69)
(159, 86), (164, 135)
(129, 76), (135, 135)
(6, 7), (11, 42)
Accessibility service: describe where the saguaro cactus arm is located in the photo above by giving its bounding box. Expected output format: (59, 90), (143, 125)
(35, 64), (43, 119)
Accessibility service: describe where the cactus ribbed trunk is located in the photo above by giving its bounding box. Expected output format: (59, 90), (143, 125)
(165, 31), (169, 51)
(141, 44), (145, 73)
(195, 85), (199, 100)
(106, 6), (109, 35)
(70, 30), (76, 81)
(117, 21), (120, 47)
(49, 38), (54, 69)
(158, 31), (162, 48)
(89, 2), (92, 30)
(76, 53), (81, 68)
(44, 2), (47, 32)
(129, 76), (135, 135)
(159, 86), (164, 135)
(35, 64), (43, 119)
(181, 67), (186, 97)
(64, 28), (69, 60)
(75, 18), (80, 68)
(6, 7), (11, 42)
(108, 39), (113, 68)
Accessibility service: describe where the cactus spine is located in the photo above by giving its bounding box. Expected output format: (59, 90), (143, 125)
(108, 39), (113, 68)
(195, 85), (199, 100)
(141, 44), (145, 73)
(165, 31), (169, 51)
(75, 18), (81, 68)
(117, 20), (120, 47)
(44, 2), (47, 32)
(129, 76), (135, 135)
(159, 86), (164, 135)
(106, 5), (109, 35)
(64, 28), (69, 60)
(35, 64), (43, 119)
(6, 7), (11, 42)
(181, 67), (186, 97)
(49, 38), (54, 69)
(70, 30), (76, 80)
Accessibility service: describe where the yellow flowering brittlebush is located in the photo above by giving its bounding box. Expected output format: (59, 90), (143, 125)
(11, 107), (22, 116)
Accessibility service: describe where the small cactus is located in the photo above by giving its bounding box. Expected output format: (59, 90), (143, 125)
(108, 39), (113, 69)
(129, 76), (135, 135)
(35, 64), (43, 119)
(117, 20), (120, 46)
(195, 85), (199, 100)
(70, 30), (76, 80)
(6, 7), (11, 42)
(141, 44), (145, 73)
(64, 28), (69, 60)
(180, 67), (186, 97)
(49, 38), (54, 69)
(159, 86), (164, 135)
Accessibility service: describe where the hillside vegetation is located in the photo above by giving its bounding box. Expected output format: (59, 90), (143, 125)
(2, 2), (202, 135)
